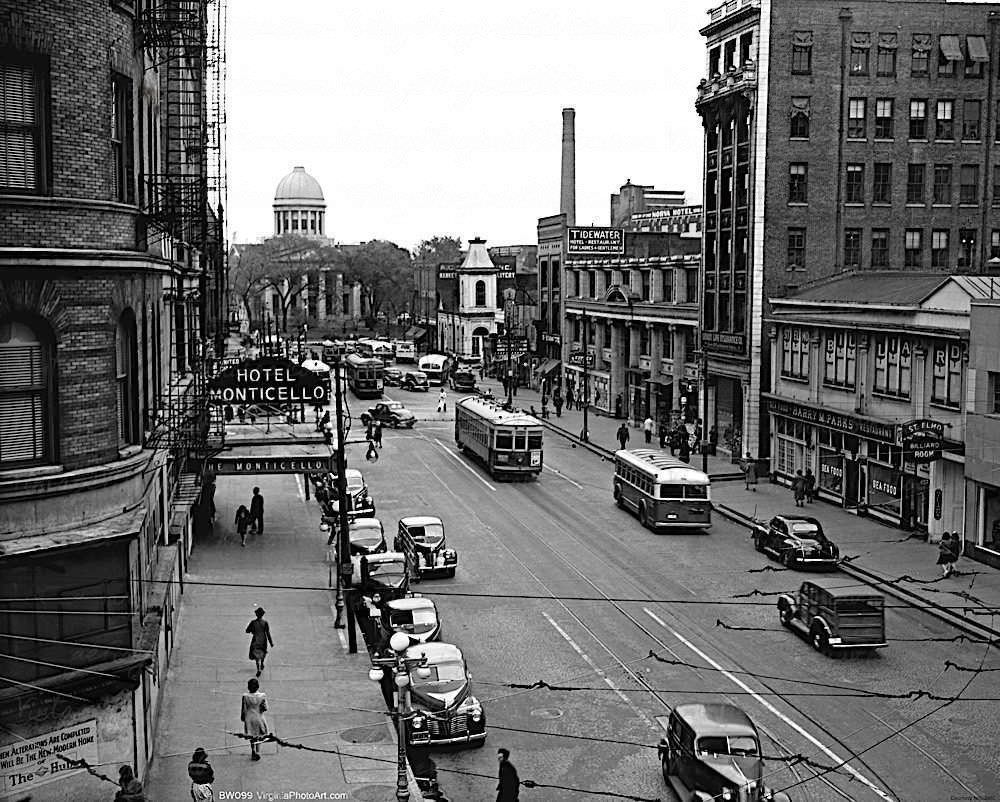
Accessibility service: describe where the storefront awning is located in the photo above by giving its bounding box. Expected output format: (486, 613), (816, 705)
(0, 507), (146, 557)
(967, 35), (989, 62)
(404, 326), (426, 341)
(537, 358), (561, 377)
(939, 35), (962, 61)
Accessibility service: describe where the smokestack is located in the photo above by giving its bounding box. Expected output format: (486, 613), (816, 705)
(560, 107), (576, 226)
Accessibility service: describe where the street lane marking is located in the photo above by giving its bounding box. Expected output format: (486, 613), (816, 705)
(543, 463), (583, 489)
(543, 612), (655, 728)
(294, 473), (306, 504)
(642, 608), (893, 802)
(431, 437), (496, 492)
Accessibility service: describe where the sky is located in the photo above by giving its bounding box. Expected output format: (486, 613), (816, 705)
(226, 1), (709, 251)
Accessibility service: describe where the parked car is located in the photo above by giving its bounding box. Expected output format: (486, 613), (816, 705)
(402, 642), (486, 747)
(362, 401), (416, 429)
(656, 703), (790, 802)
(349, 517), (387, 556)
(778, 579), (888, 655)
(377, 596), (441, 645)
(328, 468), (375, 518)
(402, 370), (430, 392)
(354, 551), (409, 607)
(449, 369), (477, 393)
(384, 366), (403, 386)
(395, 516), (458, 579)
(751, 515), (839, 570)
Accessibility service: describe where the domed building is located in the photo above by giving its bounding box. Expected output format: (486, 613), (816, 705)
(273, 166), (327, 238)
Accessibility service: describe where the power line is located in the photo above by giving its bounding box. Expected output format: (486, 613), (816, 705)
(0, 652), (139, 682)
(0, 632), (154, 654)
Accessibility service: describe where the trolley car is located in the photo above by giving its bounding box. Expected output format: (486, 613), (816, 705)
(454, 396), (543, 480)
(345, 353), (384, 399)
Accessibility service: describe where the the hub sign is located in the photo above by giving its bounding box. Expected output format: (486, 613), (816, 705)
(209, 357), (329, 405)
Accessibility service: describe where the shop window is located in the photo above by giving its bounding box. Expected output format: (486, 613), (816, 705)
(792, 31), (813, 74)
(874, 99), (894, 139)
(979, 485), (1000, 553)
(781, 326), (810, 380)
(790, 97), (810, 138)
(871, 442), (900, 466)
(911, 34), (931, 75)
(931, 341), (963, 408)
(909, 99), (927, 140)
(776, 433), (803, 476)
(823, 331), (856, 389)
(907, 163), (926, 203)
(873, 335), (911, 399)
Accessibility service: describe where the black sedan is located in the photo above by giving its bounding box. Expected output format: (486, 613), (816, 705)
(384, 366), (403, 386)
(362, 401), (416, 428)
(751, 515), (840, 570)
(349, 517), (388, 556)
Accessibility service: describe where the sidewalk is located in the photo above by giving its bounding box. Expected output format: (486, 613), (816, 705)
(145, 472), (421, 800)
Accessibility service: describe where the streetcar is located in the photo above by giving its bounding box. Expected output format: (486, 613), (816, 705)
(418, 353), (453, 386)
(454, 396), (542, 480)
(321, 339), (354, 362)
(345, 353), (384, 399)
(613, 449), (712, 530)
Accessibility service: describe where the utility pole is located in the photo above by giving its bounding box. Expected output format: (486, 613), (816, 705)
(331, 356), (357, 652)
(504, 289), (515, 407)
(701, 348), (710, 474)
(582, 308), (590, 442)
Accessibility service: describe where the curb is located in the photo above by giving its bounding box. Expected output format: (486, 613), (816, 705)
(714, 504), (1000, 642)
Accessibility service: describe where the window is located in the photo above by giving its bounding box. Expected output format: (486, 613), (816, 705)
(909, 100), (927, 139)
(876, 34), (897, 76)
(963, 100), (981, 140)
(572, 271), (580, 296)
(911, 34), (931, 75)
(873, 163), (892, 204)
(788, 163), (808, 203)
(551, 259), (560, 289)
(996, 101), (1000, 141)
(991, 371), (1000, 413)
(846, 163), (865, 203)
(589, 269), (598, 299)
(960, 165), (979, 204)
(958, 229), (977, 270)
(991, 230), (1000, 260)
(790, 97), (810, 138)
(824, 331), (857, 389)
(844, 228), (861, 267)
(642, 270), (651, 301)
(965, 36), (987, 77)
(781, 327), (810, 380)
(1, 54), (49, 193)
(724, 39), (736, 71)
(787, 228), (806, 271)
(935, 100), (954, 140)
(116, 311), (139, 446)
(850, 32), (871, 75)
(740, 32), (753, 64)
(933, 164), (952, 204)
(662, 270), (674, 302)
(474, 280), (486, 306)
(994, 165), (1000, 207)
(709, 46), (721, 77)
(111, 74), (134, 203)
(792, 31), (813, 74)
(904, 229), (923, 268)
(932, 229), (950, 267)
(871, 229), (889, 268)
(847, 98), (867, 139)
(873, 335), (912, 399)
(874, 99), (894, 138)
(938, 35), (958, 76)
(0, 319), (53, 467)
(686, 269), (699, 302)
(931, 341), (963, 408)
(907, 164), (926, 203)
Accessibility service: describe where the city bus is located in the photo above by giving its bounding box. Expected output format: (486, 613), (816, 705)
(455, 396), (542, 480)
(418, 354), (453, 386)
(613, 449), (712, 530)
(345, 353), (384, 399)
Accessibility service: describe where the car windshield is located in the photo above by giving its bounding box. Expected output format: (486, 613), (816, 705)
(409, 523), (444, 544)
(351, 524), (382, 544)
(347, 475), (364, 492)
(390, 608), (438, 634)
(698, 736), (759, 757)
(367, 564), (405, 585)
(387, 402), (404, 410)
(411, 373), (428, 382)
(413, 660), (466, 690)
(789, 522), (822, 538)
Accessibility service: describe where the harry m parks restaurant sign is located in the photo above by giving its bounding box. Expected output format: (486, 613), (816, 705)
(209, 357), (329, 406)
(567, 227), (624, 255)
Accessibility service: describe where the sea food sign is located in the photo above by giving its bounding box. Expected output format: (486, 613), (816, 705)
(900, 418), (945, 463)
(209, 357), (329, 406)
(567, 227), (624, 255)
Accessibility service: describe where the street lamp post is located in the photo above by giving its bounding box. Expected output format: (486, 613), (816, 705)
(503, 288), (516, 407)
(582, 308), (590, 442)
(328, 356), (358, 652)
(369, 632), (430, 802)
(699, 348), (710, 474)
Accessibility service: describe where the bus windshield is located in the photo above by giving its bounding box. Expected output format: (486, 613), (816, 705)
(658, 484), (709, 500)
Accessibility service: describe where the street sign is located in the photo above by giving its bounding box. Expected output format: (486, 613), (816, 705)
(494, 347), (527, 359)
(900, 418), (944, 463)
(569, 351), (594, 367)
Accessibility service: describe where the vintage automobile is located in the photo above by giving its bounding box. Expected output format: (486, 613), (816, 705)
(751, 515), (839, 570)
(384, 366), (403, 386)
(349, 517), (388, 556)
(778, 579), (888, 655)
(354, 552), (410, 608)
(395, 516), (458, 579)
(395, 340), (417, 363)
(402, 370), (430, 392)
(362, 401), (416, 429)
(327, 468), (376, 519)
(376, 596), (441, 646)
(449, 369), (477, 393)
(403, 642), (486, 747)
(657, 703), (791, 802)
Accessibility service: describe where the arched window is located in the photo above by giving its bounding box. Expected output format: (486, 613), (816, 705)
(474, 280), (486, 307)
(472, 326), (489, 357)
(116, 310), (140, 446)
(0, 318), (55, 467)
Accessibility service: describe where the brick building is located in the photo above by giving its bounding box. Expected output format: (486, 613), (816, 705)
(696, 0), (1000, 460)
(0, 1), (226, 796)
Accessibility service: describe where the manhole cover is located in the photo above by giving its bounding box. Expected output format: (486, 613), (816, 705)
(530, 707), (564, 719)
(349, 785), (397, 801)
(341, 725), (390, 744)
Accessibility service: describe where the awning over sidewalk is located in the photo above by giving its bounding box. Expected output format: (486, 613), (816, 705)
(536, 358), (561, 377)
(207, 442), (334, 474)
(0, 506), (146, 557)
(404, 325), (426, 341)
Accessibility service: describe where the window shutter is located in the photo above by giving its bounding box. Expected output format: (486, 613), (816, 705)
(0, 343), (46, 464)
(0, 64), (38, 190)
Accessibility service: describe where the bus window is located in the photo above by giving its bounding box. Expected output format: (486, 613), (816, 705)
(528, 432), (542, 450)
(684, 485), (709, 500)
(495, 430), (513, 450)
(514, 431), (527, 450)
(659, 484), (686, 499)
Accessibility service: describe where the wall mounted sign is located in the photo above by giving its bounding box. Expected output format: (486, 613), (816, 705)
(767, 397), (897, 444)
(569, 350), (594, 367)
(209, 357), (329, 405)
(567, 227), (624, 255)
(900, 418), (945, 463)
(702, 331), (747, 354)
(0, 719), (99, 797)
(207, 456), (331, 474)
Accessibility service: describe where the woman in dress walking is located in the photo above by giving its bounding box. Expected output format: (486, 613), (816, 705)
(241, 677), (269, 761)
(246, 607), (274, 677)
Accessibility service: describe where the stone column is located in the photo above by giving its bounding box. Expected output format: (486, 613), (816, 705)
(610, 321), (626, 412)
(671, 324), (686, 416)
(317, 271), (327, 320)
(809, 329), (822, 405)
(855, 334), (870, 415)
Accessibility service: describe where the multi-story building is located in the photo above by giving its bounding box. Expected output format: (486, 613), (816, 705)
(610, 180), (688, 227)
(436, 239), (501, 360)
(0, 1), (226, 795)
(536, 213), (568, 371)
(697, 0), (1000, 460)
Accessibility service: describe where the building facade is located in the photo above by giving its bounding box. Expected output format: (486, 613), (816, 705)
(697, 0), (1000, 459)
(436, 239), (501, 360)
(0, 0), (226, 796)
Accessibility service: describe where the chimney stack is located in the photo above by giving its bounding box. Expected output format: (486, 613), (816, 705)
(560, 107), (576, 226)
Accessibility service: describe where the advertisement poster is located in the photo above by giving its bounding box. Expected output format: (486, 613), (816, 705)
(867, 463), (902, 514)
(818, 451), (844, 495)
(0, 719), (99, 797)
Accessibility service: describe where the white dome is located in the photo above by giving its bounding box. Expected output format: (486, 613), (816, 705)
(274, 166), (325, 204)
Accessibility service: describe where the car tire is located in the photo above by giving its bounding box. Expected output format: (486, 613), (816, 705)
(778, 600), (794, 627)
(811, 623), (830, 655)
(639, 504), (650, 529)
(753, 533), (765, 553)
(613, 484), (624, 508)
(391, 420), (398, 428)
(781, 550), (795, 569)
(660, 753), (671, 782)
(446, 567), (456, 578)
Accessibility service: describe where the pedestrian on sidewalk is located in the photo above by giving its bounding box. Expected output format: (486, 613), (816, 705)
(188, 747), (215, 801)
(437, 388), (447, 413)
(804, 468), (817, 502)
(115, 765), (146, 802)
(496, 748), (520, 802)
(554, 393), (563, 418)
(678, 436), (691, 463)
(693, 419), (703, 454)
(541, 394), (549, 419)
(373, 419), (383, 448)
(249, 487), (264, 535)
(950, 531), (963, 574)
(937, 532), (957, 577)
(241, 677), (269, 761)
(594, 389), (601, 409)
(246, 607), (274, 677)
(793, 470), (807, 507)
(643, 415), (654, 444)
(235, 504), (251, 547)
(708, 424), (719, 456)
(617, 422), (630, 450)
(565, 385), (574, 409)
(658, 419), (668, 449)
(741, 451), (758, 492)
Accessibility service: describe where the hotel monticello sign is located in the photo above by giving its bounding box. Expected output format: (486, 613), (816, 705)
(208, 356), (329, 406)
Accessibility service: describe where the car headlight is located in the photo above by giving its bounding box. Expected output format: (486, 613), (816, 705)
(468, 705), (483, 722)
(721, 789), (733, 801)
(372, 593), (381, 604)
(411, 715), (426, 729)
